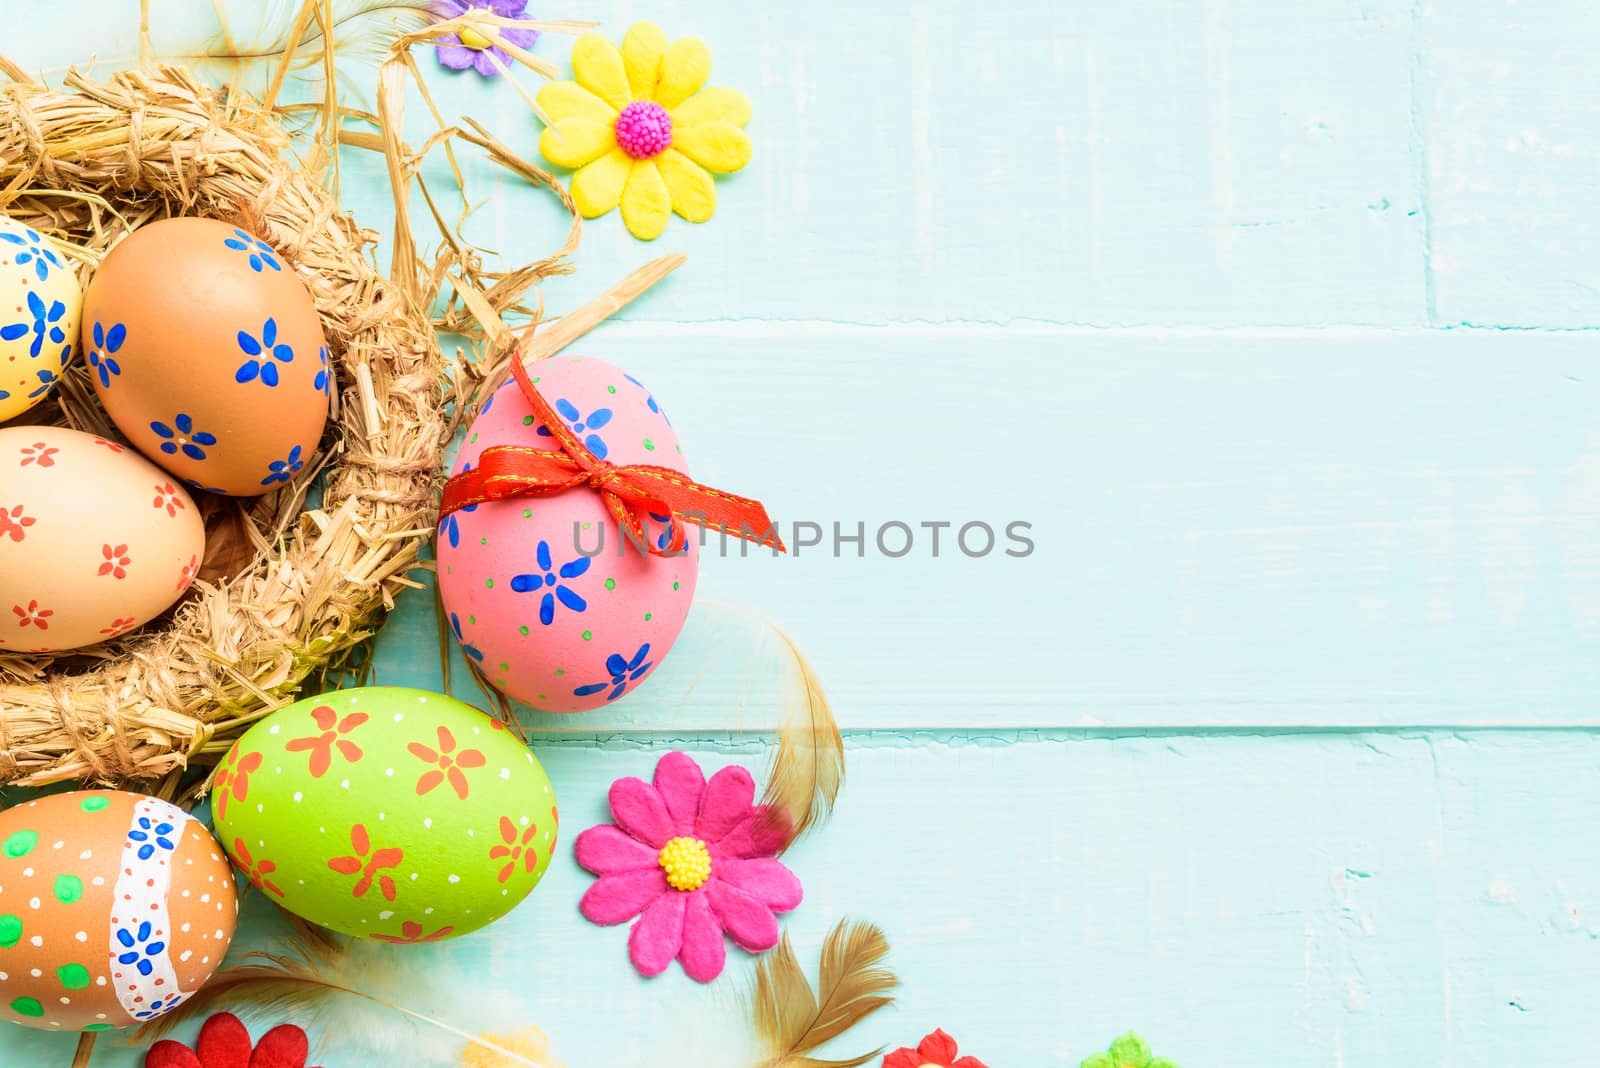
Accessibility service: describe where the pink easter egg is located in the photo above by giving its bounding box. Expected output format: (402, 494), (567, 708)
(437, 355), (698, 712)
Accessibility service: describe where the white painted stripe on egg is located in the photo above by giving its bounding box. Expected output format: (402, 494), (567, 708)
(109, 797), (195, 1025)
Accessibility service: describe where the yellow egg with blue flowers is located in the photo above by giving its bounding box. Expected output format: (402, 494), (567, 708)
(0, 216), (80, 422)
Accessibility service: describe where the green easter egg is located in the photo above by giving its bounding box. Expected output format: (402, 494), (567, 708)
(211, 687), (557, 942)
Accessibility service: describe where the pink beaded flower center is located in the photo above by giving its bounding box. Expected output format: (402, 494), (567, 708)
(614, 101), (673, 159)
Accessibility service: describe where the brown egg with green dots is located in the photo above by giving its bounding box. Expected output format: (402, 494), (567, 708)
(0, 791), (238, 1032)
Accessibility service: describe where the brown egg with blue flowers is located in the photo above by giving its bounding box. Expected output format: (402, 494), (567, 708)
(81, 217), (331, 497)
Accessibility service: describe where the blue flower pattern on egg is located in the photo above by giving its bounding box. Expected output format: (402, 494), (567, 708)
(624, 373), (671, 425)
(88, 321), (125, 387)
(223, 228), (282, 273)
(235, 318), (295, 387)
(115, 920), (166, 976)
(260, 445), (305, 486)
(438, 462), (479, 549)
(150, 414), (217, 461)
(313, 346), (331, 395)
(1, 291), (68, 358)
(0, 227), (63, 282)
(449, 612), (485, 663)
(440, 512), (461, 549)
(126, 816), (175, 862)
(648, 511), (682, 553)
(510, 539), (590, 625)
(133, 994), (179, 1021)
(27, 367), (61, 400)
(574, 644), (654, 702)
(536, 398), (612, 459)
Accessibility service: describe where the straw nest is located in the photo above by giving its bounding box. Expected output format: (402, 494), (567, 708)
(0, 64), (445, 787)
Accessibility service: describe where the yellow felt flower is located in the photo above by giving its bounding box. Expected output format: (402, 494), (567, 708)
(536, 22), (752, 240)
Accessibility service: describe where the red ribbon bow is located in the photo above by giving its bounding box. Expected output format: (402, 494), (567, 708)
(440, 357), (786, 556)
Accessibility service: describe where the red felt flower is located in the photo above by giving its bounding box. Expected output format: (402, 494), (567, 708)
(884, 1029), (989, 1068)
(145, 1012), (320, 1068)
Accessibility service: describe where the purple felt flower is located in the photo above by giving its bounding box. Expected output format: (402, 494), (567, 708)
(434, 0), (539, 77)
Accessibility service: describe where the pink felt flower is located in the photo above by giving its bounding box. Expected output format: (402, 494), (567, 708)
(575, 750), (803, 982)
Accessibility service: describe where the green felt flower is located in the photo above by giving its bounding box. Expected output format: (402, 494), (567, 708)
(1080, 1031), (1180, 1068)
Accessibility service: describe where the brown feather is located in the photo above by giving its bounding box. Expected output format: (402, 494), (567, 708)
(760, 622), (845, 851)
(753, 943), (784, 1041)
(750, 920), (898, 1068)
(281, 911), (352, 966)
(809, 923), (896, 1048)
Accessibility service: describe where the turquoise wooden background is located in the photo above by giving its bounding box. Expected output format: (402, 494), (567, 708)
(6, 0), (1600, 1063)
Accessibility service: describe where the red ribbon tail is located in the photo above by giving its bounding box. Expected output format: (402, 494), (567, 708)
(648, 477), (786, 553)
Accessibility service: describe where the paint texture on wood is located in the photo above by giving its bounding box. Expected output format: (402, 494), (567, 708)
(2, 1), (1595, 1064)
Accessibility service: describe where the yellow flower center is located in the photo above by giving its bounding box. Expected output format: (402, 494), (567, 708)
(658, 836), (712, 891)
(458, 25), (494, 50)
